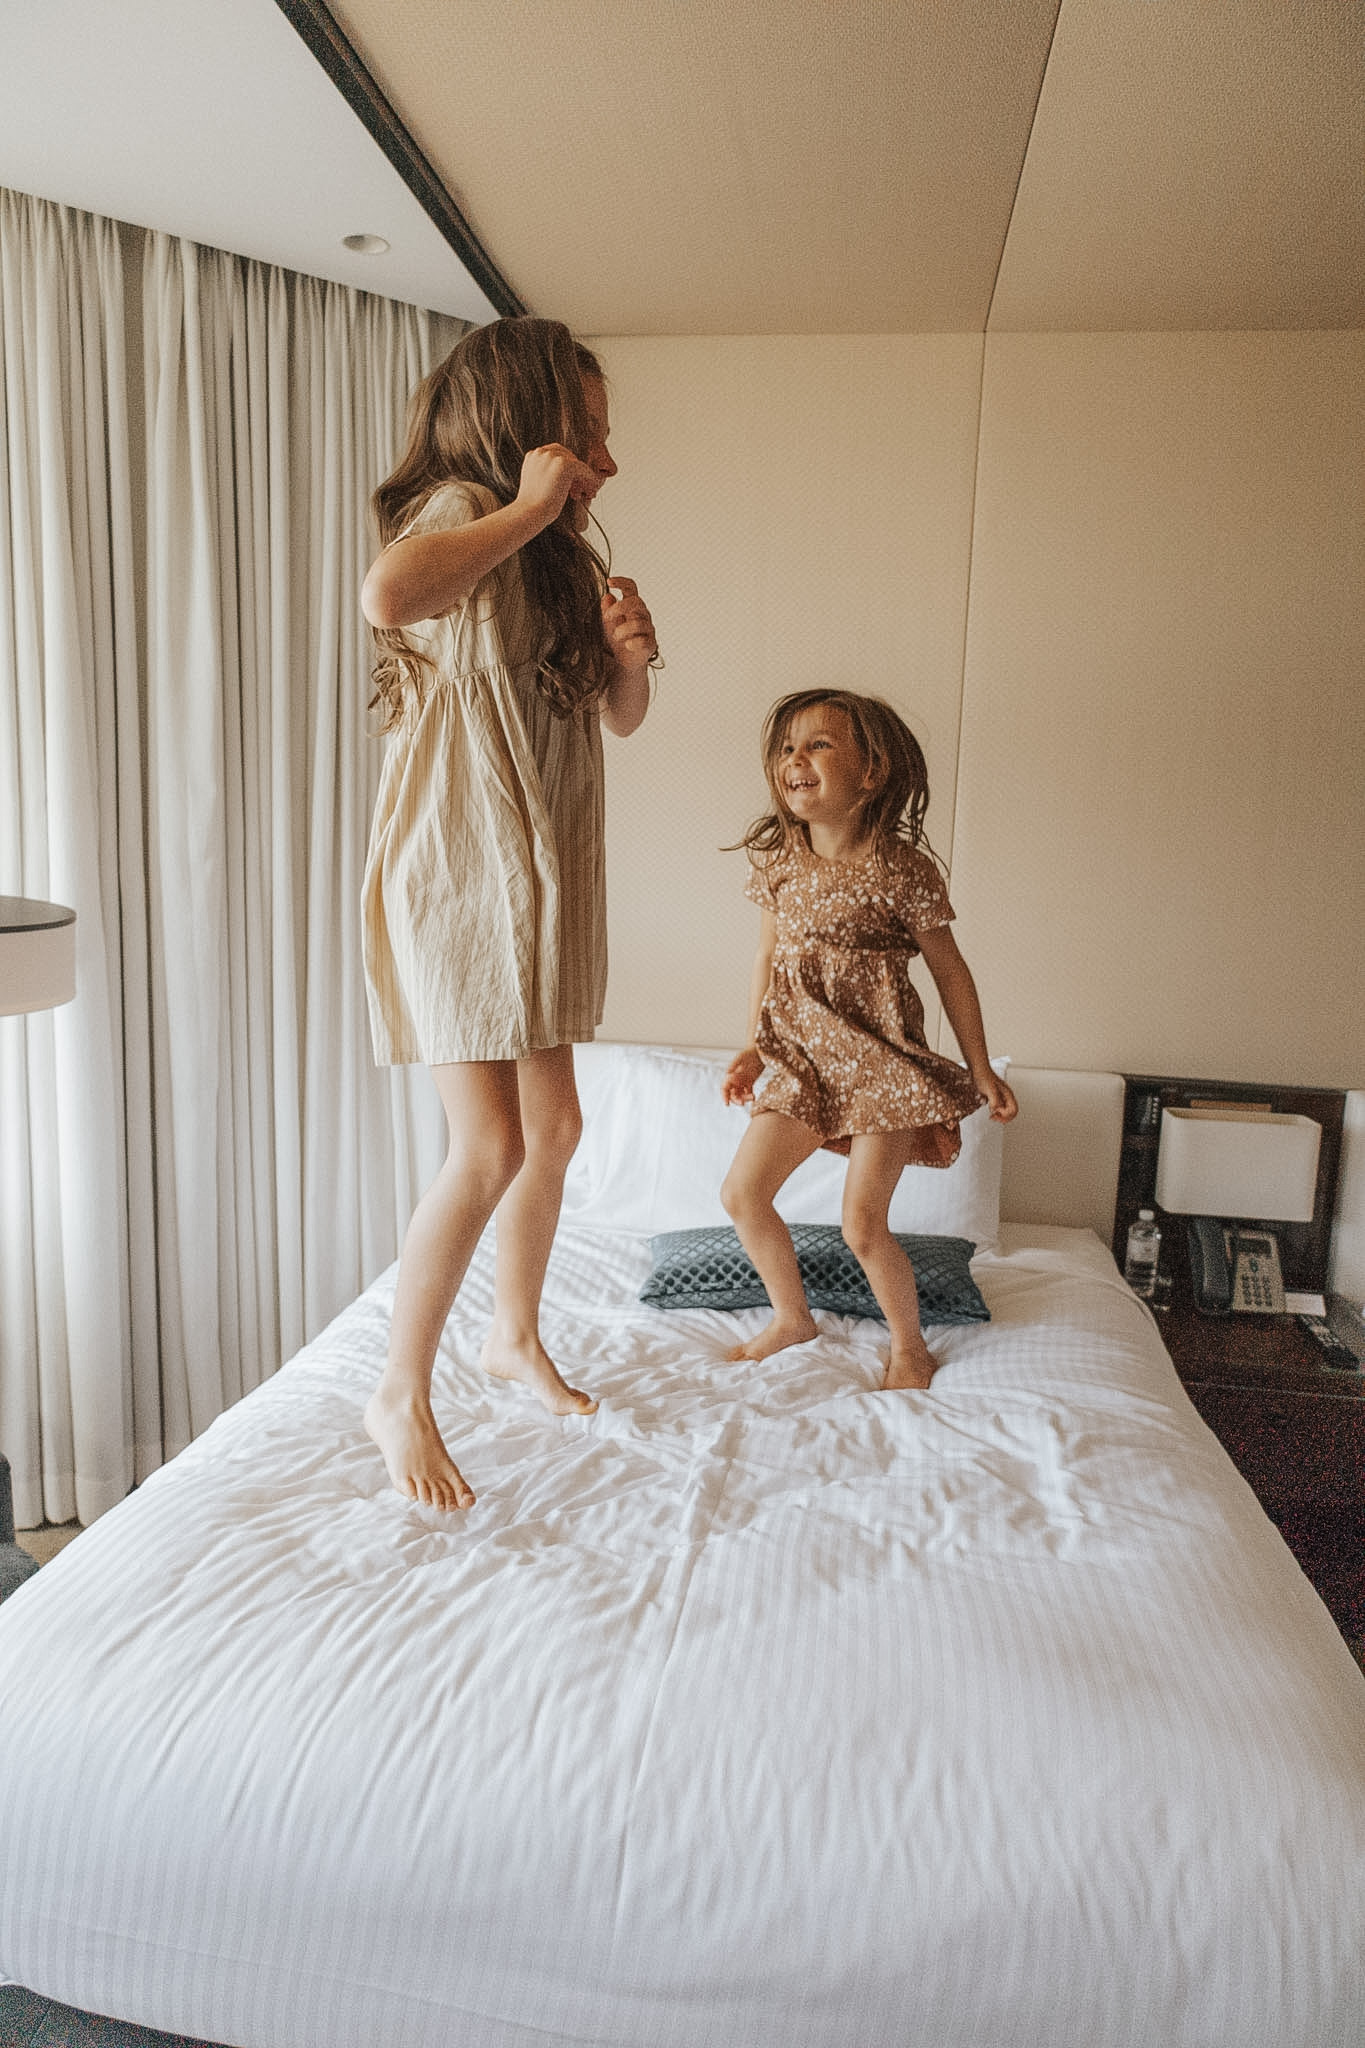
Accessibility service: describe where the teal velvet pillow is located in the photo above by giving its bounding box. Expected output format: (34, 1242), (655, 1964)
(639, 1224), (989, 1326)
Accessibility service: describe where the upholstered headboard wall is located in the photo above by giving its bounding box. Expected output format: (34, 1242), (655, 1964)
(999, 1067), (1126, 1242)
(664, 1051), (1126, 1246)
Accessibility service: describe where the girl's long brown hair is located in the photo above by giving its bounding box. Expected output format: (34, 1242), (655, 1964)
(736, 689), (941, 869)
(369, 318), (612, 728)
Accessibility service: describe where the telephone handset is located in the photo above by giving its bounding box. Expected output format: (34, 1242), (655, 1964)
(1187, 1217), (1286, 1316)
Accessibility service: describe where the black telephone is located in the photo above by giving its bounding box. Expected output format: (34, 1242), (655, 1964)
(1187, 1217), (1286, 1316)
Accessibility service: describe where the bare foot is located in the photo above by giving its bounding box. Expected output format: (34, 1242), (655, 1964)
(882, 1334), (940, 1391)
(726, 1313), (819, 1363)
(480, 1334), (597, 1416)
(364, 1380), (475, 1510)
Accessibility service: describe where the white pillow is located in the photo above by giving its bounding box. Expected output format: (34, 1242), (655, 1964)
(776, 1058), (1009, 1250)
(567, 1042), (1007, 1250)
(564, 1043), (741, 1232)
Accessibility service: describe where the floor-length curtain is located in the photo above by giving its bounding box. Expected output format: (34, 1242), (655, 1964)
(141, 234), (456, 1457)
(1, 188), (462, 1526)
(0, 192), (144, 1529)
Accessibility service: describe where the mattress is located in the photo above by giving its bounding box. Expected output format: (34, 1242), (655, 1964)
(1, 1222), (1363, 2048)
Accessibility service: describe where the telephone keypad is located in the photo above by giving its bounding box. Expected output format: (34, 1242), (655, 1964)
(1237, 1257), (1275, 1310)
(1225, 1231), (1286, 1316)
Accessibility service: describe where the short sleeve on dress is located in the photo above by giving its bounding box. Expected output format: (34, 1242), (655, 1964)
(398, 478), (497, 541)
(388, 481), (509, 642)
(890, 846), (955, 936)
(743, 853), (783, 909)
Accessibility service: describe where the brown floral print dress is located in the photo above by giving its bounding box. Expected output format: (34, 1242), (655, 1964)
(744, 838), (983, 1163)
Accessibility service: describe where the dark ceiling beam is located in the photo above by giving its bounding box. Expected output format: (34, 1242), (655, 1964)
(274, 0), (526, 317)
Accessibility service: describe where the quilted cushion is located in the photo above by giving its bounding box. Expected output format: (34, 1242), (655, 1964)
(640, 1224), (989, 1325)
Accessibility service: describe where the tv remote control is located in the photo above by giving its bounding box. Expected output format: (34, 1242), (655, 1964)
(1297, 1315), (1362, 1369)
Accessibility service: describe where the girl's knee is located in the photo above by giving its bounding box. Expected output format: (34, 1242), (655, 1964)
(492, 1130), (528, 1195)
(841, 1210), (891, 1263)
(722, 1176), (781, 1239)
(553, 1102), (584, 1166)
(525, 1103), (583, 1172)
(450, 1120), (525, 1205)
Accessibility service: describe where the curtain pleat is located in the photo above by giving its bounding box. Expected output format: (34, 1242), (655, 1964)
(142, 231), (456, 1465)
(0, 193), (139, 1526)
(1, 188), (462, 1525)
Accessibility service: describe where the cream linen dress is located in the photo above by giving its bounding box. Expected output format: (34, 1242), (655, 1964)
(362, 481), (606, 1065)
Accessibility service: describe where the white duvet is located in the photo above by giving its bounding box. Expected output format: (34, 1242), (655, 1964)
(2, 1224), (1363, 2048)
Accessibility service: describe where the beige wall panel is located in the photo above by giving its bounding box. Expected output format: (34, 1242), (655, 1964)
(989, 0), (1365, 334)
(950, 331), (1365, 1089)
(590, 335), (984, 1049)
(1331, 1092), (1365, 1300)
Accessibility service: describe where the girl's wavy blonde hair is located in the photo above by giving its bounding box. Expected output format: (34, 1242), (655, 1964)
(737, 688), (941, 870)
(369, 317), (612, 729)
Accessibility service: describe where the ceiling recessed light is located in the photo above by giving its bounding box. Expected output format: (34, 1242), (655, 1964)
(342, 232), (390, 255)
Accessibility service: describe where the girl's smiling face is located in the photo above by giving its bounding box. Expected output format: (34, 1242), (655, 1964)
(777, 703), (877, 830)
(569, 374), (617, 530)
(581, 376), (617, 485)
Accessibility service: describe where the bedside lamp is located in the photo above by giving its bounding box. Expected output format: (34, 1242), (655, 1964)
(0, 895), (77, 1015)
(1155, 1106), (1321, 1315)
(0, 894), (76, 1601)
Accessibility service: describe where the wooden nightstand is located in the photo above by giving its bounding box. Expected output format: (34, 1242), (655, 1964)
(1155, 1285), (1365, 1642)
(1111, 1072), (1361, 1648)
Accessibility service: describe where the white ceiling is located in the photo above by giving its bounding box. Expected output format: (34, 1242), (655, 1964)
(0, 0), (498, 322)
(0, 0), (1360, 336)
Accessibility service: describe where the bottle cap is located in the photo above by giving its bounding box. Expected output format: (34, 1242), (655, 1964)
(1138, 1208), (1155, 1221)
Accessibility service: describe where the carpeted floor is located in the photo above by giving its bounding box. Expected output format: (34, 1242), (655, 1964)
(13, 1523), (82, 1567)
(0, 1983), (234, 2047)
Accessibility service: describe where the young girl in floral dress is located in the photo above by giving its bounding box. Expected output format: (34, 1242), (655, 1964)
(721, 689), (1016, 1390)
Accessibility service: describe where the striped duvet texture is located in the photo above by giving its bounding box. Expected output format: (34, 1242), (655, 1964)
(2, 1223), (1362, 2048)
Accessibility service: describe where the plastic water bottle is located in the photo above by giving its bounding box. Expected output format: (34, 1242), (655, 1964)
(1124, 1209), (1161, 1298)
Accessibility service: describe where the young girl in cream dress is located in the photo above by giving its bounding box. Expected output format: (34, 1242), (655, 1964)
(722, 689), (1016, 1390)
(361, 319), (658, 1512)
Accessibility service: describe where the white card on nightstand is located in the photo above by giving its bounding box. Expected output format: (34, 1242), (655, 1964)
(1284, 1291), (1327, 1316)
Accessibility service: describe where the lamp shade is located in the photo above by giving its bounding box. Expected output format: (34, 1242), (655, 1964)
(1155, 1107), (1320, 1224)
(0, 896), (77, 1016)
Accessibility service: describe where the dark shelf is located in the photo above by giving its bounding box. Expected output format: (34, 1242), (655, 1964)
(1118, 1072), (1360, 1648)
(1114, 1073), (1346, 1294)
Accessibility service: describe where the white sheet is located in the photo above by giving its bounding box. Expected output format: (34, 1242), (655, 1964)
(2, 1225), (1363, 2048)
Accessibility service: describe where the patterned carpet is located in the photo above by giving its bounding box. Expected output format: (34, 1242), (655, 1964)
(0, 1984), (234, 2047)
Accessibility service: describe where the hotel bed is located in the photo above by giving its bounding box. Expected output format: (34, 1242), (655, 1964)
(1, 1044), (1363, 2048)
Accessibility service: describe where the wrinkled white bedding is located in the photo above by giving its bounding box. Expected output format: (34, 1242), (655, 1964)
(2, 1224), (1363, 2048)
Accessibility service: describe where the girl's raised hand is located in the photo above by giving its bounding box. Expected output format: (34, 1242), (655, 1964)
(722, 1047), (764, 1106)
(977, 1069), (1019, 1123)
(602, 577), (658, 673)
(515, 443), (602, 527)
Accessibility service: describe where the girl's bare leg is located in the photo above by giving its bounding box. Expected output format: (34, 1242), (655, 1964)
(365, 1061), (524, 1510)
(720, 1110), (822, 1361)
(843, 1133), (939, 1390)
(480, 1044), (596, 1415)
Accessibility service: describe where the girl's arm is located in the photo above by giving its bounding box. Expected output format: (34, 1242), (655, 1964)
(915, 925), (1018, 1123)
(360, 444), (601, 629)
(721, 911), (778, 1105)
(600, 576), (657, 738)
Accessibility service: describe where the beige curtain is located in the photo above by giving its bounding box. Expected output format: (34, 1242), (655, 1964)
(0, 188), (463, 1526)
(0, 192), (141, 1528)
